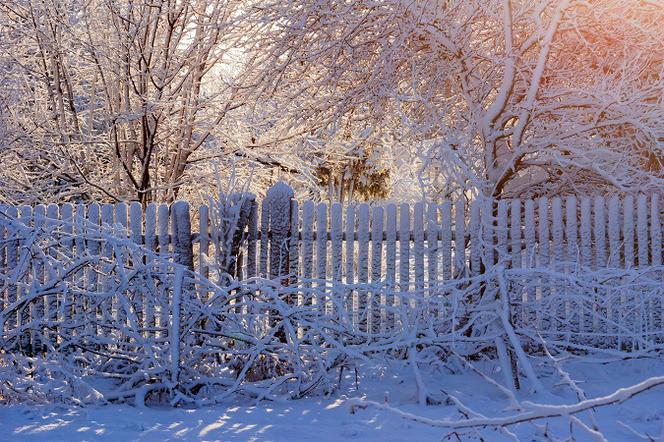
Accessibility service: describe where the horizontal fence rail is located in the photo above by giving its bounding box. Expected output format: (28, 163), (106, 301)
(1, 184), (664, 354)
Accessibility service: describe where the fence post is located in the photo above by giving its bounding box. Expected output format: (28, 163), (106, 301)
(265, 182), (294, 283)
(171, 201), (193, 270)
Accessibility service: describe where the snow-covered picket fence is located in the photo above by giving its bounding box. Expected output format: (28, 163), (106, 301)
(1, 186), (664, 356)
(1, 191), (664, 406)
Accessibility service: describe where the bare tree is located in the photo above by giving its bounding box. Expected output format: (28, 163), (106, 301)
(248, 0), (664, 199)
(0, 0), (251, 204)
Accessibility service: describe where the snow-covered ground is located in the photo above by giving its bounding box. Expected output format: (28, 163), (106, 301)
(2, 356), (663, 441)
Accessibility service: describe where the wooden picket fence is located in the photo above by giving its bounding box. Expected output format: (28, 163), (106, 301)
(1, 183), (664, 348)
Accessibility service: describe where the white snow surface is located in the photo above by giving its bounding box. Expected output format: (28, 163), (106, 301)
(2, 357), (663, 441)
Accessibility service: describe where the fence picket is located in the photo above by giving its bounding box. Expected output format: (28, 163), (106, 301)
(357, 204), (370, 330)
(144, 203), (157, 334)
(247, 201), (258, 279)
(33, 204), (46, 349)
(413, 203), (425, 305)
(524, 199), (536, 324)
(330, 202), (342, 317)
(454, 199), (465, 279)
(371, 206), (383, 332)
(316, 203), (328, 312)
(198, 204), (209, 280)
(345, 205), (356, 324)
(157, 204), (170, 337)
(45, 204), (59, 342)
(399, 204), (410, 311)
(86, 203), (100, 339)
(301, 201), (314, 302)
(130, 202), (143, 328)
(565, 196), (578, 337)
(385, 203), (397, 330)
(18, 206), (33, 351)
(427, 203), (438, 301)
(537, 198), (549, 332)
(608, 196), (621, 343)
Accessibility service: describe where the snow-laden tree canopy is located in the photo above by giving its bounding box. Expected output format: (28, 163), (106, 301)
(247, 0), (664, 199)
(0, 0), (663, 203)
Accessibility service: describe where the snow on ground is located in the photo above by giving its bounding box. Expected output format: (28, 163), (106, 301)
(1, 356), (663, 441)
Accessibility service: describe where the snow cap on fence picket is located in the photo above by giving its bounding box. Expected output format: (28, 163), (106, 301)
(266, 182), (294, 280)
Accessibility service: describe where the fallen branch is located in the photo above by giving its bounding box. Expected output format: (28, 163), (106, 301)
(347, 376), (664, 429)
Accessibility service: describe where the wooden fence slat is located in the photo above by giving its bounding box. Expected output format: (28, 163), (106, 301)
(593, 197), (606, 335)
(636, 195), (650, 344)
(115, 202), (128, 329)
(551, 197), (564, 334)
(357, 203), (370, 330)
(580, 198), (592, 268)
(371, 206), (383, 332)
(130, 202), (143, 328)
(637, 195), (649, 268)
(413, 203), (425, 303)
(198, 204), (210, 280)
(45, 204), (59, 341)
(259, 199), (269, 278)
(440, 201), (452, 320)
(497, 200), (509, 266)
(399, 203), (410, 311)
(144, 203), (157, 333)
(33, 204), (46, 349)
(579, 197), (592, 336)
(524, 199), (536, 324)
(316, 203), (328, 312)
(469, 200), (481, 277)
(247, 201), (258, 279)
(510, 199), (522, 269)
(508, 199), (521, 323)
(289, 200), (299, 287)
(330, 202), (342, 317)
(623, 196), (636, 347)
(454, 199), (465, 278)
(565, 196), (578, 336)
(345, 205), (356, 323)
(19, 206), (33, 351)
(652, 194), (662, 266)
(537, 198), (549, 331)
(157, 204), (170, 337)
(301, 200), (314, 305)
(594, 197), (606, 268)
(441, 201), (452, 283)
(100, 204), (114, 336)
(5, 206), (18, 334)
(0, 205), (5, 315)
(651, 195), (662, 336)
(384, 204), (397, 329)
(426, 203), (438, 300)
(624, 196), (635, 269)
(607, 196), (621, 342)
(86, 203), (100, 339)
